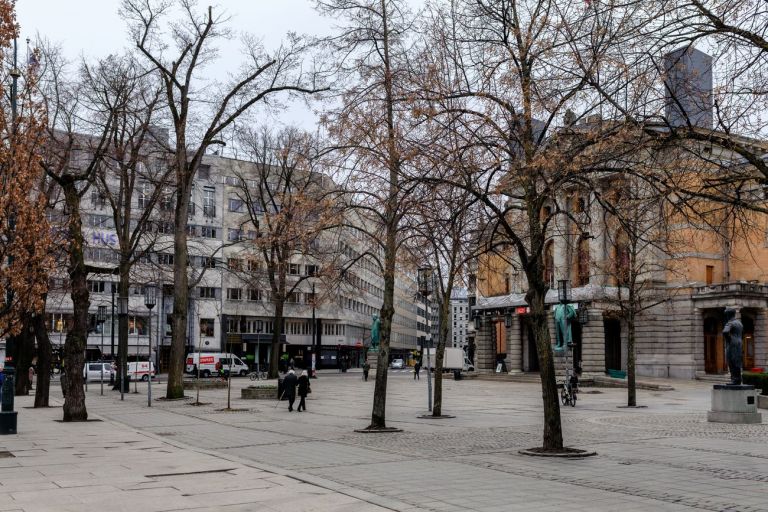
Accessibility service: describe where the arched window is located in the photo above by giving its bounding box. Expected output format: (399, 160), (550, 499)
(614, 231), (630, 286)
(544, 240), (555, 288)
(577, 237), (590, 286)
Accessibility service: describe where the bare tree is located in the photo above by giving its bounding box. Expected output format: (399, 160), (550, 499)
(591, 172), (682, 407)
(82, 54), (171, 394)
(414, 0), (660, 451)
(122, 0), (326, 398)
(316, 0), (422, 432)
(230, 127), (337, 379)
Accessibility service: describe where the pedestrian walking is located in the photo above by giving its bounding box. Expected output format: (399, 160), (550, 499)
(362, 361), (370, 381)
(283, 369), (298, 412)
(414, 361), (421, 380)
(297, 370), (311, 412)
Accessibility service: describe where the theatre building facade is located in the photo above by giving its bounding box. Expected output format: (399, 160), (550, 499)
(471, 182), (768, 381)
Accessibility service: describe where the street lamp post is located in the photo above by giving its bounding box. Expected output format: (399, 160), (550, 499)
(311, 281), (317, 378)
(144, 285), (157, 407)
(118, 295), (129, 401)
(97, 306), (107, 396)
(418, 266), (434, 412)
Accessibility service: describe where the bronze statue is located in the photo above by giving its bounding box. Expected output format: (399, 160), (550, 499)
(722, 307), (743, 386)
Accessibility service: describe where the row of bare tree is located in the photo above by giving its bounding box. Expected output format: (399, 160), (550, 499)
(0, 0), (765, 452)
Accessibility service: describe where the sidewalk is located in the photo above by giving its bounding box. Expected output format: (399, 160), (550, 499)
(0, 395), (390, 512)
(4, 375), (768, 511)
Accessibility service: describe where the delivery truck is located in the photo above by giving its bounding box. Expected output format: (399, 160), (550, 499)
(422, 347), (473, 372)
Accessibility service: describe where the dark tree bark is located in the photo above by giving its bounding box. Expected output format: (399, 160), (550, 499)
(33, 304), (52, 407)
(12, 318), (35, 395)
(61, 180), (88, 421)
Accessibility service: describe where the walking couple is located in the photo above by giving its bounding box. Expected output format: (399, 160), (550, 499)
(283, 369), (311, 412)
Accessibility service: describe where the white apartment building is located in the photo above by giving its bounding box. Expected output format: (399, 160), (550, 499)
(450, 289), (469, 351)
(45, 152), (421, 371)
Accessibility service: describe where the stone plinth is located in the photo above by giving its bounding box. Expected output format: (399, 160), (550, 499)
(707, 384), (762, 424)
(241, 386), (278, 399)
(758, 394), (768, 410)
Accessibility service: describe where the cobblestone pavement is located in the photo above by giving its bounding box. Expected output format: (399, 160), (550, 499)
(50, 373), (768, 511)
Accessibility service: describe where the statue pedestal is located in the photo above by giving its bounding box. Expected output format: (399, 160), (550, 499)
(707, 384), (762, 424)
(367, 351), (378, 370)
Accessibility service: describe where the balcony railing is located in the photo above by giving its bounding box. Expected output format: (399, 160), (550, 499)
(693, 281), (768, 296)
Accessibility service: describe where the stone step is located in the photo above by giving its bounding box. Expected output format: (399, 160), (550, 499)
(695, 372), (729, 384)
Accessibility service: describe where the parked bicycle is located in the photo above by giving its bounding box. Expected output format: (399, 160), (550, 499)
(248, 367), (268, 380)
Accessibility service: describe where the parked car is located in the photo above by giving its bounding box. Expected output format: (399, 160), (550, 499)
(390, 358), (404, 369)
(83, 362), (115, 382)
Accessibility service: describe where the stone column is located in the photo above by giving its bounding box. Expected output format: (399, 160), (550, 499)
(579, 308), (605, 376)
(506, 314), (522, 373)
(755, 308), (768, 370)
(475, 316), (495, 373)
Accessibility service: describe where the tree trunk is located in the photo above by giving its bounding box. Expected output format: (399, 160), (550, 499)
(33, 305), (52, 407)
(167, 181), (191, 399)
(62, 184), (89, 421)
(269, 301), (284, 379)
(369, 221), (397, 429)
(528, 287), (563, 450)
(627, 309), (636, 407)
(114, 265), (130, 395)
(432, 292), (450, 417)
(13, 317), (34, 395)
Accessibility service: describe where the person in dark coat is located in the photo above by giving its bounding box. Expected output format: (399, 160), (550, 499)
(297, 370), (311, 412)
(283, 369), (298, 411)
(362, 361), (371, 381)
(414, 361), (421, 380)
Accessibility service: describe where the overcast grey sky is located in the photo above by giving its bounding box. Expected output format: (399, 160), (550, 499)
(14, 1), (340, 130)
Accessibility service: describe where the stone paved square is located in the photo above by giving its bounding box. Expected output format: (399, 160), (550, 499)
(2, 371), (765, 511)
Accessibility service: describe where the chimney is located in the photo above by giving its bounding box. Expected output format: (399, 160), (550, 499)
(663, 46), (713, 129)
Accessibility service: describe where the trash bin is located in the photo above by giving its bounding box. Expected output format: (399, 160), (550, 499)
(453, 369), (462, 381)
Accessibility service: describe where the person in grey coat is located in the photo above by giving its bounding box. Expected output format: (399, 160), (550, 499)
(283, 369), (298, 411)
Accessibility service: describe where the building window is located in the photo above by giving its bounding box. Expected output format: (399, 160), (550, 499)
(577, 237), (590, 286)
(91, 189), (107, 208)
(48, 313), (73, 333)
(201, 226), (217, 239)
(160, 190), (174, 211)
(128, 316), (147, 336)
(228, 258), (243, 270)
(305, 264), (318, 276)
(228, 197), (244, 212)
(247, 259), (261, 272)
(203, 188), (215, 217)
(87, 280), (105, 293)
(227, 318), (241, 333)
(137, 181), (149, 209)
(614, 232), (630, 286)
(227, 288), (242, 301)
(197, 164), (210, 180)
(228, 229), (242, 241)
(706, 265), (714, 285)
(289, 263), (300, 275)
(544, 240), (555, 288)
(200, 318), (214, 337)
(199, 286), (217, 299)
(248, 288), (262, 301)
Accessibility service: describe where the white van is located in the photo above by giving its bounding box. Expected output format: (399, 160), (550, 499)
(185, 352), (249, 378)
(127, 361), (156, 381)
